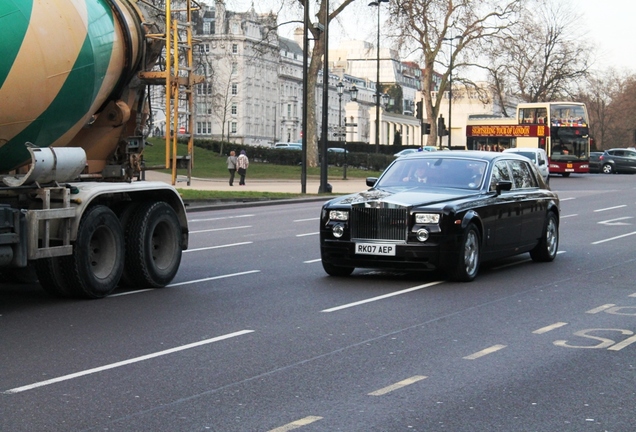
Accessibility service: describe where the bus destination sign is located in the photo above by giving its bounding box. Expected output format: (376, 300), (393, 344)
(466, 124), (548, 138)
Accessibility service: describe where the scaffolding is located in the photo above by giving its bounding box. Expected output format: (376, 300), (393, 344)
(140, 0), (203, 186)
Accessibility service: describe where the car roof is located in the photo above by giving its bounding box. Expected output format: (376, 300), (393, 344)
(400, 150), (526, 162)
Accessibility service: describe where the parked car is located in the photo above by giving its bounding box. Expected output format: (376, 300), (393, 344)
(320, 151), (559, 282)
(327, 147), (348, 153)
(599, 148), (636, 174)
(588, 151), (603, 173)
(503, 147), (550, 183)
(274, 142), (302, 150)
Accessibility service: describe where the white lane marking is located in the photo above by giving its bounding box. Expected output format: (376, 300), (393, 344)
(296, 232), (319, 237)
(368, 375), (428, 396)
(268, 416), (323, 432)
(561, 214), (578, 218)
(168, 270), (261, 287)
(2, 330), (254, 394)
(184, 242), (253, 253)
(463, 344), (507, 360)
(533, 322), (568, 334)
(586, 304), (615, 314)
(189, 214), (254, 223)
(321, 281), (444, 312)
(190, 225), (252, 234)
(560, 197), (576, 201)
(594, 205), (627, 212)
(294, 218), (319, 222)
(598, 217), (632, 226)
(109, 289), (155, 297)
(629, 293), (636, 298)
(592, 231), (636, 245)
(304, 259), (321, 263)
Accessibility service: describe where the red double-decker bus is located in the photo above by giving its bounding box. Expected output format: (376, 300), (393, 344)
(466, 102), (591, 176)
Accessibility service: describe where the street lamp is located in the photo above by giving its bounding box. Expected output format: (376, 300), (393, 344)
(344, 85), (358, 180)
(442, 35), (461, 149)
(369, 0), (388, 153)
(319, 0), (330, 193)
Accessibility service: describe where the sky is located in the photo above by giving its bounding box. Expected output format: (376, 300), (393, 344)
(228, 0), (636, 74)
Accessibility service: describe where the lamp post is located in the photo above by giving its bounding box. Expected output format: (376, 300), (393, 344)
(345, 84), (358, 180)
(368, 0), (388, 153)
(442, 35), (461, 149)
(336, 81), (344, 178)
(319, 0), (330, 193)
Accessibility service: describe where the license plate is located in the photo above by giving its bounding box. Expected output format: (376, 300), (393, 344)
(565, 168), (574, 172)
(355, 243), (396, 256)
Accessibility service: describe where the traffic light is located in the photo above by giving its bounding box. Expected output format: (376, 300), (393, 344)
(423, 123), (431, 135)
(416, 101), (423, 120)
(437, 116), (447, 137)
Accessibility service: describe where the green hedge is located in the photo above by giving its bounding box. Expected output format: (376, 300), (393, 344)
(188, 138), (407, 171)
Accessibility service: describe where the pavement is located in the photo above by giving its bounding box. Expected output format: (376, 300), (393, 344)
(142, 170), (370, 210)
(142, 170), (368, 195)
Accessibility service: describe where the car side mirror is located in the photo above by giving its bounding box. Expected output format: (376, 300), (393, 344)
(495, 180), (513, 195)
(366, 177), (378, 187)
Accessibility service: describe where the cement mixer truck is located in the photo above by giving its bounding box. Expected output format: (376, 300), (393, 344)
(0, 0), (192, 298)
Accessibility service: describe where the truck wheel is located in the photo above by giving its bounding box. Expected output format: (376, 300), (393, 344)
(63, 205), (125, 298)
(447, 223), (480, 282)
(35, 257), (76, 297)
(123, 201), (182, 288)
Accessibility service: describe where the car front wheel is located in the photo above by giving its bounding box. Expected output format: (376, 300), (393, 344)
(530, 212), (559, 262)
(602, 163), (614, 174)
(447, 223), (480, 282)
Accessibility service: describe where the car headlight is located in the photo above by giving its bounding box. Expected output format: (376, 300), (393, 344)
(415, 213), (440, 224)
(329, 210), (349, 221)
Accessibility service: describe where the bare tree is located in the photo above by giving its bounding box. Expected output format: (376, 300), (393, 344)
(296, 0), (356, 167)
(388, 0), (521, 146)
(481, 0), (591, 108)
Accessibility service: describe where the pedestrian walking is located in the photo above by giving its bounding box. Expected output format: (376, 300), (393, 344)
(226, 150), (238, 186)
(237, 150), (249, 185)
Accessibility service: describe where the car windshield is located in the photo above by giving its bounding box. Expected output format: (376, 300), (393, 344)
(376, 157), (488, 190)
(515, 151), (538, 163)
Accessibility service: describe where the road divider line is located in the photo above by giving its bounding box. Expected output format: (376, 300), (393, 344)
(296, 232), (319, 237)
(321, 281), (444, 312)
(168, 270), (261, 287)
(184, 242), (253, 252)
(190, 225), (252, 234)
(591, 231), (636, 245)
(463, 344), (507, 360)
(189, 214), (254, 222)
(561, 214), (578, 218)
(304, 259), (321, 263)
(268, 416), (323, 432)
(594, 205), (627, 212)
(586, 304), (615, 314)
(294, 218), (319, 222)
(368, 375), (428, 396)
(2, 330), (254, 395)
(533, 322), (568, 334)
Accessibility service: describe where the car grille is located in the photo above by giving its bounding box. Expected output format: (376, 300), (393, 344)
(350, 207), (408, 241)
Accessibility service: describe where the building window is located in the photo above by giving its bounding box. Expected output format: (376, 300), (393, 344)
(231, 83), (238, 95)
(231, 63), (237, 75)
(231, 104), (237, 115)
(231, 122), (237, 133)
(232, 44), (238, 54)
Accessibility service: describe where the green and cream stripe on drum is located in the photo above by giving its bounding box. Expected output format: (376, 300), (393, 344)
(0, 0), (121, 172)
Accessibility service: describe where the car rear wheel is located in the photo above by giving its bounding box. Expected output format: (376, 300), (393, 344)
(530, 212), (559, 262)
(447, 223), (480, 282)
(322, 260), (354, 277)
(602, 163), (614, 174)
